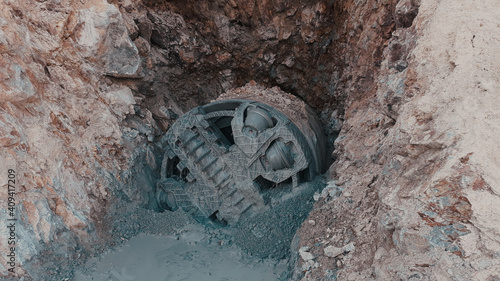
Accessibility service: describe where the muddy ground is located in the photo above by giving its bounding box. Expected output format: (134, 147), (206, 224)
(73, 227), (287, 281)
(67, 178), (325, 281)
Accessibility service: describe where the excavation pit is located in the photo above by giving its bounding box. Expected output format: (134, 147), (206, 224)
(72, 85), (331, 280)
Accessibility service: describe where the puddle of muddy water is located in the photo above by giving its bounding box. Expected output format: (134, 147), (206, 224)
(72, 228), (287, 281)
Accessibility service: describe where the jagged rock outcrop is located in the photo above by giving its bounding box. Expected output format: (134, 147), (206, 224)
(0, 0), (160, 278)
(293, 0), (500, 280)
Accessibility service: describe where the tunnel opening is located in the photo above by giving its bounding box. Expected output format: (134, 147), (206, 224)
(65, 0), (363, 279)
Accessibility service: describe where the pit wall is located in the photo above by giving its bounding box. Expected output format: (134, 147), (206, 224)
(0, 0), (161, 278)
(294, 0), (500, 280)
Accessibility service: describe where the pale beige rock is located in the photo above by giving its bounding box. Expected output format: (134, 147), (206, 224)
(299, 251), (315, 261)
(299, 246), (315, 261)
(411, 0), (500, 258)
(324, 245), (343, 258)
(324, 242), (354, 258)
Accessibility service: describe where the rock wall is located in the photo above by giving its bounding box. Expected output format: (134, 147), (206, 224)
(294, 0), (500, 280)
(0, 0), (161, 278)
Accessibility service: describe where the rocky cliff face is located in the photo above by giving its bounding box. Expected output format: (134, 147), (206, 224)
(0, 0), (160, 278)
(0, 0), (499, 279)
(294, 0), (500, 280)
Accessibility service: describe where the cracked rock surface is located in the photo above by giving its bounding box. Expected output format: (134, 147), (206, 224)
(293, 0), (500, 280)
